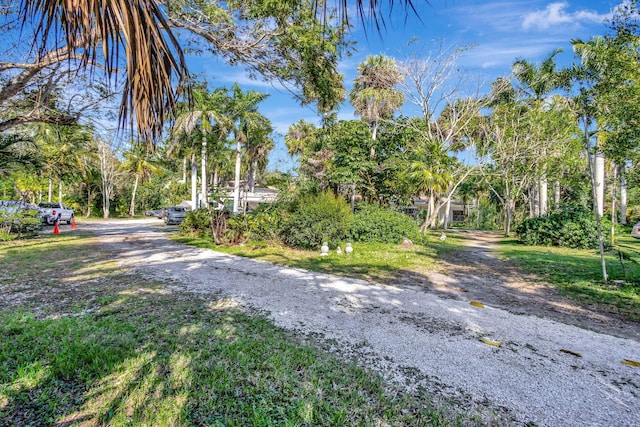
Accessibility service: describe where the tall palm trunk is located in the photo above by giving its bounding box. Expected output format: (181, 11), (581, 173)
(443, 198), (451, 230)
(584, 117), (607, 282)
(620, 165), (627, 224)
(191, 152), (197, 209)
(233, 137), (242, 214)
(201, 134), (207, 209)
(611, 164), (617, 246)
(539, 176), (548, 216)
(129, 174), (139, 217)
(182, 157), (187, 183)
(48, 177), (53, 202)
(554, 180), (561, 210)
(594, 151), (605, 217)
(86, 188), (93, 217)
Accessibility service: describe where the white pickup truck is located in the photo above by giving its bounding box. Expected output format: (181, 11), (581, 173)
(37, 202), (74, 225)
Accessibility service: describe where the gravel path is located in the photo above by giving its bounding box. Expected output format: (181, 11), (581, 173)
(83, 219), (639, 426)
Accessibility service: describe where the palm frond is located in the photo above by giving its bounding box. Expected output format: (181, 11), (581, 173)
(20, 0), (190, 143)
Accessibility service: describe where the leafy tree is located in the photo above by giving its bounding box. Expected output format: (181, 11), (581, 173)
(165, 0), (347, 115)
(399, 42), (486, 228)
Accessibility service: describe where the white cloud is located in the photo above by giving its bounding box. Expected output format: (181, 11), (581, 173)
(522, 2), (610, 31)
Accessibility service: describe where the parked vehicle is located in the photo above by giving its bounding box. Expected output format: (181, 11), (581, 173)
(632, 223), (640, 239)
(164, 206), (187, 225)
(145, 209), (164, 218)
(37, 202), (74, 225)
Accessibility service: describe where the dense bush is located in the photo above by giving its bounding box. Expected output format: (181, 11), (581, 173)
(246, 205), (286, 243)
(349, 204), (420, 243)
(0, 205), (41, 240)
(515, 205), (599, 249)
(282, 192), (353, 249)
(180, 208), (212, 237)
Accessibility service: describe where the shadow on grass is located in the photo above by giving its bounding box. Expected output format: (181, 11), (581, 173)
(0, 288), (457, 426)
(0, 233), (464, 426)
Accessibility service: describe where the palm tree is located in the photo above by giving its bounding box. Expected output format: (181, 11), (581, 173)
(285, 120), (317, 157)
(245, 123), (274, 192)
(18, 0), (190, 142)
(512, 50), (570, 216)
(403, 142), (454, 230)
(227, 84), (270, 214)
(350, 54), (404, 145)
(171, 85), (231, 208)
(121, 142), (163, 216)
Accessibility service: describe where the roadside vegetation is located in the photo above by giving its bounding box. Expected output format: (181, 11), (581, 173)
(498, 231), (640, 322)
(0, 233), (477, 426)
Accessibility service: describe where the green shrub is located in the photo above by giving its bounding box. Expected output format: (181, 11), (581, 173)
(515, 205), (598, 249)
(282, 192), (352, 249)
(246, 205), (286, 242)
(0, 206), (41, 240)
(225, 214), (252, 244)
(180, 208), (212, 236)
(349, 204), (420, 243)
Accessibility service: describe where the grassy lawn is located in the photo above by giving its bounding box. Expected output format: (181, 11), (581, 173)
(174, 231), (467, 285)
(496, 234), (640, 322)
(0, 233), (472, 426)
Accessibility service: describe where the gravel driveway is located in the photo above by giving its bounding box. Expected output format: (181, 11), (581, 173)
(83, 218), (639, 426)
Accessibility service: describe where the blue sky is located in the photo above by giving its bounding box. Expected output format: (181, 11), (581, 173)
(185, 0), (622, 171)
(1, 1), (619, 169)
(212, 0), (619, 170)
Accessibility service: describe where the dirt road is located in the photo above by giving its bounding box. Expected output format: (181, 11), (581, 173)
(80, 219), (639, 426)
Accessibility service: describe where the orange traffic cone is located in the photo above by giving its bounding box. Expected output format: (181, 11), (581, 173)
(71, 217), (76, 229)
(53, 220), (60, 234)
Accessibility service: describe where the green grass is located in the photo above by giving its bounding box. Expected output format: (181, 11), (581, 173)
(0, 234), (471, 426)
(496, 234), (640, 322)
(174, 232), (467, 286)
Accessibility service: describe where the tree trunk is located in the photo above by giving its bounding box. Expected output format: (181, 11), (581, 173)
(86, 188), (93, 217)
(129, 174), (139, 217)
(611, 164), (617, 246)
(443, 198), (451, 230)
(539, 176), (547, 216)
(554, 180), (561, 210)
(594, 151), (605, 217)
(233, 138), (242, 214)
(48, 177), (53, 202)
(102, 190), (110, 219)
(248, 159), (256, 192)
(191, 152), (197, 209)
(213, 168), (219, 190)
(370, 121), (378, 159)
(505, 198), (514, 237)
(201, 134), (207, 209)
(620, 165), (627, 225)
(584, 118), (607, 283)
(528, 188), (535, 218)
(182, 157), (187, 183)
